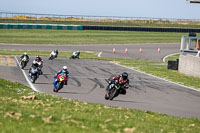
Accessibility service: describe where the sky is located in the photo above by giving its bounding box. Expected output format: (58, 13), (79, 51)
(0, 0), (200, 19)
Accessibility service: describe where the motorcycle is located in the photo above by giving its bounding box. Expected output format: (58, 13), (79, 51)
(49, 52), (57, 60)
(69, 51), (80, 59)
(105, 79), (121, 100)
(53, 74), (67, 92)
(29, 66), (39, 83)
(32, 60), (43, 75)
(20, 56), (29, 69)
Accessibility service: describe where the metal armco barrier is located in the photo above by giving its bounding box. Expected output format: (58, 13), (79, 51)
(0, 23), (83, 30)
(83, 26), (200, 33)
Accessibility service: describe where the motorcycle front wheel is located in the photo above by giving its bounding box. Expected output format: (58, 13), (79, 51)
(20, 61), (26, 69)
(54, 82), (61, 92)
(109, 88), (119, 100)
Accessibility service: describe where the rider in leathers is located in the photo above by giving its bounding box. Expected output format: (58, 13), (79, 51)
(20, 52), (29, 62)
(32, 55), (43, 75)
(50, 49), (58, 58)
(54, 66), (69, 91)
(72, 51), (80, 59)
(106, 72), (129, 96)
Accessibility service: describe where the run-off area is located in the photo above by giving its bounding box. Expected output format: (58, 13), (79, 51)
(0, 55), (17, 66)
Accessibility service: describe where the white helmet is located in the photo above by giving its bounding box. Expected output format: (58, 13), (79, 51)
(24, 52), (27, 55)
(63, 66), (67, 72)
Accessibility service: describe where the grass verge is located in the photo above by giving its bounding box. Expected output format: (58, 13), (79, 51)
(0, 49), (97, 59)
(0, 78), (200, 133)
(1, 29), (199, 44)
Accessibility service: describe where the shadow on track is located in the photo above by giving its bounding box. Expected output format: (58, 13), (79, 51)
(57, 91), (87, 94)
(35, 82), (53, 85)
(42, 73), (54, 76)
(113, 99), (149, 104)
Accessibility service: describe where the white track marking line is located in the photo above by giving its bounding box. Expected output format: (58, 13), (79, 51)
(111, 61), (200, 92)
(15, 56), (40, 92)
(162, 52), (179, 63)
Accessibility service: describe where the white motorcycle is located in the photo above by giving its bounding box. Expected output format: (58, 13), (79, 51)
(49, 51), (58, 60)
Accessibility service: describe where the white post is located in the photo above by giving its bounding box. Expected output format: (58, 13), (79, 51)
(188, 38), (191, 50)
(180, 36), (185, 52)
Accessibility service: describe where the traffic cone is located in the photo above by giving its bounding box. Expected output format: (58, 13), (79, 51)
(139, 48), (142, 53)
(158, 48), (160, 53)
(113, 48), (116, 54)
(125, 48), (128, 54)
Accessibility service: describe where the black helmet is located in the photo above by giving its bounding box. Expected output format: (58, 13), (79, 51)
(122, 72), (128, 80)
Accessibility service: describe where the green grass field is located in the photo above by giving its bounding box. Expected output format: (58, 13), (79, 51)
(0, 78), (200, 133)
(0, 29), (196, 44)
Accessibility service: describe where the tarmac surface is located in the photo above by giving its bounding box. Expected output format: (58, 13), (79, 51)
(0, 43), (200, 119)
(0, 43), (179, 62)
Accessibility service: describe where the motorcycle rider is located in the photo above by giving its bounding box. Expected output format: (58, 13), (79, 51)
(29, 62), (39, 78)
(72, 51), (80, 59)
(106, 72), (129, 97)
(54, 66), (69, 91)
(32, 55), (43, 75)
(20, 52), (29, 62)
(50, 49), (58, 58)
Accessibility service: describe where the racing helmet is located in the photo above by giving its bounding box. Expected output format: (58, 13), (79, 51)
(36, 55), (41, 61)
(122, 72), (128, 80)
(63, 66), (68, 72)
(24, 52), (27, 55)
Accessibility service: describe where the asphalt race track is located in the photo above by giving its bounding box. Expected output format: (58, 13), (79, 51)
(0, 43), (200, 119)
(0, 43), (180, 62)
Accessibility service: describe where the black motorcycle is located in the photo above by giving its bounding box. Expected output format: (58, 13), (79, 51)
(20, 56), (29, 69)
(105, 79), (121, 100)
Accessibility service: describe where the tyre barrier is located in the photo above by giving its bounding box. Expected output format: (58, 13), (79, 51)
(0, 23), (83, 30)
(168, 59), (179, 70)
(83, 26), (200, 33)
